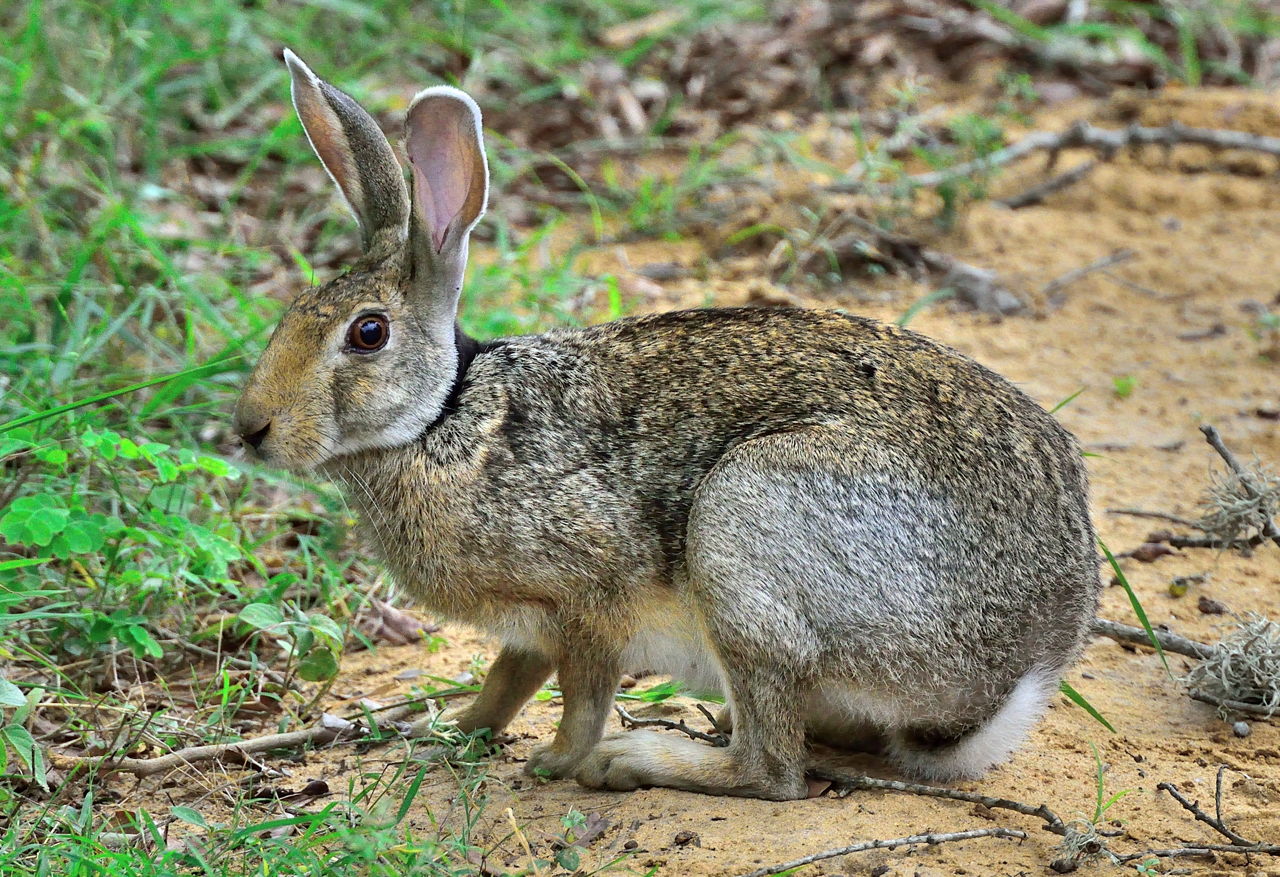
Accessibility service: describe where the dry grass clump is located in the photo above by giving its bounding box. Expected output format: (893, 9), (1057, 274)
(1196, 459), (1280, 546)
(1186, 615), (1280, 717)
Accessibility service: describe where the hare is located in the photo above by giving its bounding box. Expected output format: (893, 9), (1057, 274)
(234, 51), (1100, 800)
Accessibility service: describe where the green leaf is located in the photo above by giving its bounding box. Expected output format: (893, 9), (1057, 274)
(0, 678), (26, 708)
(35, 447), (68, 466)
(1060, 680), (1115, 733)
(0, 557), (53, 572)
(3, 725), (38, 769)
(239, 603), (284, 630)
(296, 647), (339, 682)
(124, 624), (164, 659)
(170, 806), (209, 828)
(554, 847), (581, 871)
(307, 613), (345, 646)
(1100, 540), (1171, 677)
(195, 455), (236, 477)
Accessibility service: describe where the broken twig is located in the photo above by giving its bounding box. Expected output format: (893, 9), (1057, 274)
(1041, 249), (1135, 300)
(614, 704), (728, 746)
(831, 121), (1280, 195)
(51, 715), (366, 778)
(1158, 773), (1255, 847)
(998, 159), (1099, 209)
(1090, 617), (1215, 661)
(733, 827), (1027, 877)
(810, 769), (1066, 835)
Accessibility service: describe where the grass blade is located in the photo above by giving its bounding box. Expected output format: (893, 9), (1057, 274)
(0, 356), (241, 433)
(1060, 680), (1116, 733)
(1100, 539), (1171, 677)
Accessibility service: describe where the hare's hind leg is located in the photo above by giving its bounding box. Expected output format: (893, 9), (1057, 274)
(580, 429), (868, 800)
(886, 664), (1059, 781)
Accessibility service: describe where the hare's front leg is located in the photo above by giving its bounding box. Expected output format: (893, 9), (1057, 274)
(413, 646), (554, 737)
(524, 640), (622, 779)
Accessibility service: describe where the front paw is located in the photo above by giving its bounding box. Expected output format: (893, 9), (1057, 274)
(524, 743), (585, 780)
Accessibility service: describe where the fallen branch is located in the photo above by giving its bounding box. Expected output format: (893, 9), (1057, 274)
(614, 704), (728, 746)
(733, 826), (1027, 877)
(1116, 842), (1280, 863)
(50, 714), (366, 778)
(1090, 617), (1215, 662)
(809, 769), (1065, 835)
(1188, 689), (1279, 718)
(830, 121), (1280, 195)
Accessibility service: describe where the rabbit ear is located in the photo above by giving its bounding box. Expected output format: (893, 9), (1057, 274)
(403, 86), (488, 316)
(284, 49), (409, 253)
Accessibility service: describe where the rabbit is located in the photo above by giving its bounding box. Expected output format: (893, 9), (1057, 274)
(233, 50), (1101, 801)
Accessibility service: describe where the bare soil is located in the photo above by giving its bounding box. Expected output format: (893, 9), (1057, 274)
(114, 87), (1279, 876)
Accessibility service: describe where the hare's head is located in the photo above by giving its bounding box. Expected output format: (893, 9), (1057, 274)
(233, 51), (488, 471)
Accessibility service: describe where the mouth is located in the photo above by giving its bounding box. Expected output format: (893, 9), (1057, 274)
(237, 433), (339, 474)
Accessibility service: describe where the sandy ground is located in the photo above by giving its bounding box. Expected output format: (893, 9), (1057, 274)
(126, 87), (1279, 875)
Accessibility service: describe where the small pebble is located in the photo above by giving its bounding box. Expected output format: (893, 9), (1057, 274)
(619, 674), (637, 689)
(1234, 721), (1252, 738)
(673, 830), (699, 847)
(623, 840), (638, 850)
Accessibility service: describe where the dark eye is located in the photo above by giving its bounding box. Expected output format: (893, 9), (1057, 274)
(347, 315), (389, 352)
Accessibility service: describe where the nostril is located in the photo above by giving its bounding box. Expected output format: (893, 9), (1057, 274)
(240, 420), (271, 451)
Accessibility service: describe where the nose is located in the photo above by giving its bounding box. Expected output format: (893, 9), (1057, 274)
(238, 420), (271, 451)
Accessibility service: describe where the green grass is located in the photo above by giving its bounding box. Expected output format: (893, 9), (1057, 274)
(0, 1), (766, 873)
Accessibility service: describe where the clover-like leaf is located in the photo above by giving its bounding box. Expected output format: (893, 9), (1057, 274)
(297, 647), (339, 682)
(239, 603), (285, 631)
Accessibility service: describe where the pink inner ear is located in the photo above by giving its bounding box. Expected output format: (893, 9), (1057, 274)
(407, 102), (475, 253)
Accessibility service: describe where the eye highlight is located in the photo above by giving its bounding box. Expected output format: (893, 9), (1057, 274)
(346, 314), (389, 352)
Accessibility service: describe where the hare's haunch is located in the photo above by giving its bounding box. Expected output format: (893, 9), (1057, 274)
(234, 52), (1100, 800)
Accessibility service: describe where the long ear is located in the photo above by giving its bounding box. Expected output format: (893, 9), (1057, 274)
(284, 49), (409, 254)
(403, 86), (489, 319)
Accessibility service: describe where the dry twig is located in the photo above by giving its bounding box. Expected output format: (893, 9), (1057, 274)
(51, 714), (366, 778)
(1041, 248), (1135, 301)
(614, 704), (728, 746)
(1114, 773), (1280, 864)
(733, 827), (1027, 877)
(998, 159), (1099, 209)
(1199, 424), (1280, 550)
(1089, 617), (1215, 661)
(1158, 771), (1255, 847)
(1106, 508), (1203, 528)
(1188, 689), (1279, 717)
(809, 769), (1066, 835)
(832, 121), (1280, 196)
